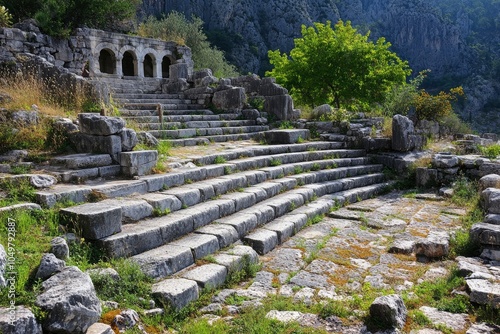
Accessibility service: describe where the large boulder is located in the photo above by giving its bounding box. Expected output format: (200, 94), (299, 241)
(50, 237), (69, 260)
(481, 188), (500, 214)
(479, 174), (500, 192)
(392, 114), (415, 152)
(369, 294), (407, 329)
(35, 266), (101, 334)
(264, 94), (294, 121)
(0, 306), (42, 334)
(120, 128), (138, 152)
(78, 113), (125, 136)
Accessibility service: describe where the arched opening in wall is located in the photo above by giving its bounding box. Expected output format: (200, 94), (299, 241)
(122, 51), (136, 76)
(144, 54), (155, 77)
(162, 56), (172, 78)
(99, 49), (115, 74)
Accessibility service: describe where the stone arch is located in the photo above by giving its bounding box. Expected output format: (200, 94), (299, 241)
(161, 54), (175, 78)
(122, 50), (137, 77)
(94, 42), (119, 75)
(143, 53), (155, 78)
(98, 49), (115, 74)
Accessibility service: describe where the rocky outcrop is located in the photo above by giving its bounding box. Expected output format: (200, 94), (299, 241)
(35, 266), (101, 334)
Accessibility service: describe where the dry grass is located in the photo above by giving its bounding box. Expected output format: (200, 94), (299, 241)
(0, 70), (86, 118)
(381, 117), (393, 137)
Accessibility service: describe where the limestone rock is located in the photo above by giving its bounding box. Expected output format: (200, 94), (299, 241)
(85, 322), (114, 334)
(29, 174), (57, 188)
(470, 223), (500, 247)
(137, 131), (159, 147)
(35, 253), (65, 280)
(50, 237), (69, 260)
(35, 266), (101, 334)
(479, 174), (500, 191)
(312, 104), (332, 119)
(466, 279), (500, 309)
(419, 306), (469, 332)
(414, 231), (449, 258)
(119, 150), (158, 177)
(264, 95), (294, 121)
(264, 129), (310, 144)
(212, 87), (246, 110)
(466, 323), (500, 334)
(433, 154), (460, 169)
(112, 309), (139, 332)
(392, 115), (415, 152)
(0, 244), (6, 288)
(0, 150), (28, 163)
(0, 306), (42, 334)
(369, 294), (407, 329)
(481, 188), (500, 214)
(78, 113), (125, 136)
(120, 128), (138, 152)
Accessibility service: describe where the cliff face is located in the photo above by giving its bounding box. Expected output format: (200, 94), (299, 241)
(141, 0), (468, 78)
(141, 0), (500, 132)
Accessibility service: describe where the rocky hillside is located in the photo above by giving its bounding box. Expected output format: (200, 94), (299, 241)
(140, 0), (500, 133)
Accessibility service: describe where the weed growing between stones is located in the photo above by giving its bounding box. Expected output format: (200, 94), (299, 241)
(152, 208), (171, 217)
(214, 156), (227, 164)
(0, 178), (37, 206)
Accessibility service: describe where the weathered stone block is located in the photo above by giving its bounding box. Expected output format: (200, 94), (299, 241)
(60, 202), (122, 240)
(369, 295), (407, 329)
(70, 133), (122, 159)
(119, 150), (158, 177)
(416, 168), (438, 188)
(51, 153), (112, 169)
(78, 113), (125, 136)
(265, 129), (310, 144)
(392, 114), (415, 152)
(212, 87), (246, 110)
(169, 63), (189, 80)
(182, 264), (227, 289)
(264, 94), (294, 121)
(120, 128), (138, 152)
(152, 278), (199, 310)
(244, 229), (278, 255)
(0, 306), (42, 334)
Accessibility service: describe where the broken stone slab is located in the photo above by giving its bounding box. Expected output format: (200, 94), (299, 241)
(0, 203), (42, 214)
(456, 257), (490, 277)
(51, 153), (113, 169)
(369, 294), (407, 329)
(433, 154), (460, 169)
(182, 263), (228, 289)
(389, 238), (416, 254)
(264, 129), (310, 144)
(151, 278), (199, 310)
(78, 113), (125, 136)
(244, 229), (278, 255)
(85, 322), (114, 334)
(0, 306), (42, 334)
(223, 245), (259, 265)
(35, 266), (101, 334)
(414, 231), (450, 258)
(419, 306), (469, 332)
(470, 223), (500, 247)
(60, 202), (122, 240)
(212, 253), (246, 273)
(289, 270), (329, 289)
(466, 279), (500, 309)
(266, 310), (320, 326)
(212, 87), (246, 110)
(119, 150), (158, 177)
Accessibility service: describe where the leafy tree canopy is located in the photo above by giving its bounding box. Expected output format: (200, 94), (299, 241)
(266, 20), (411, 110)
(1, 0), (140, 38)
(138, 12), (239, 78)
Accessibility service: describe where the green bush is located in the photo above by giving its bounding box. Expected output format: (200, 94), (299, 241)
(479, 144), (500, 159)
(34, 0), (140, 38)
(0, 5), (12, 27)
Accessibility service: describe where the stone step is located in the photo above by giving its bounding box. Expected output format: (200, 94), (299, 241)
(36, 143), (359, 206)
(148, 126), (269, 139)
(50, 154), (113, 170)
(167, 132), (265, 146)
(117, 98), (194, 105)
(113, 93), (183, 100)
(128, 176), (388, 279)
(133, 120), (258, 130)
(121, 114), (240, 123)
(119, 103), (205, 111)
(98, 171), (384, 258)
(119, 109), (214, 117)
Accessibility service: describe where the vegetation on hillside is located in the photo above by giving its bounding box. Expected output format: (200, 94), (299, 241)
(267, 20), (411, 110)
(0, 0), (140, 37)
(0, 5), (12, 27)
(138, 12), (239, 78)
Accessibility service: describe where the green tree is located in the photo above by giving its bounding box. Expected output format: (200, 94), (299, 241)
(34, 0), (139, 38)
(138, 13), (238, 78)
(414, 86), (465, 124)
(267, 20), (411, 110)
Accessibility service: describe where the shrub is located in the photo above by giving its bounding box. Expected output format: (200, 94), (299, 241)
(0, 5), (12, 27)
(479, 144), (500, 159)
(414, 86), (465, 125)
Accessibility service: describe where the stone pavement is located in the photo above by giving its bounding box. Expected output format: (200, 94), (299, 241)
(201, 191), (499, 333)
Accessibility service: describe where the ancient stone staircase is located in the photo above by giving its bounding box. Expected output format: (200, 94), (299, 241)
(97, 77), (269, 145)
(47, 139), (392, 308)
